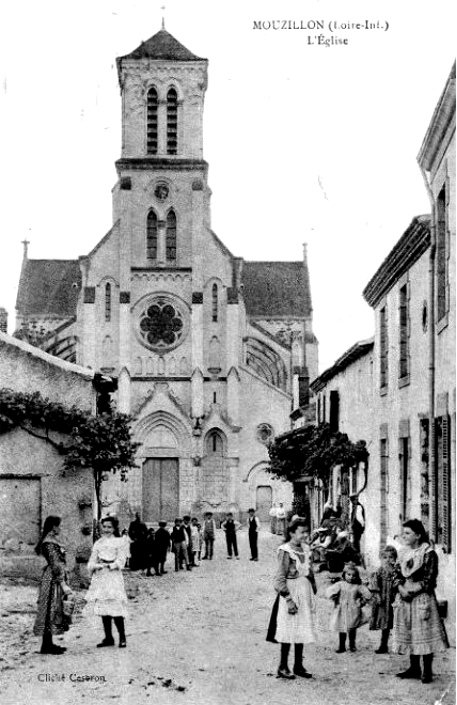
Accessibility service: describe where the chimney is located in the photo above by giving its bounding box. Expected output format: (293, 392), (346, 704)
(0, 308), (8, 333)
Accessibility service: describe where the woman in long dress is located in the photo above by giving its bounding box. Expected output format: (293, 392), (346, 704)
(33, 515), (73, 654)
(392, 519), (448, 684)
(85, 516), (129, 648)
(267, 518), (317, 679)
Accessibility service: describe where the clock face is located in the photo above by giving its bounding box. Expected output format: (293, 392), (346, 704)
(154, 183), (169, 201)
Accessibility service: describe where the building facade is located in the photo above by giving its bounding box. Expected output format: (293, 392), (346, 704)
(0, 332), (96, 577)
(15, 28), (319, 524)
(310, 339), (374, 539)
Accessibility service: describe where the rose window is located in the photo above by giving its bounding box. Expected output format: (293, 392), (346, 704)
(138, 297), (186, 351)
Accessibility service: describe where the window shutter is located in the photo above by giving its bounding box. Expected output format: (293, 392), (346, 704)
(441, 415), (451, 552)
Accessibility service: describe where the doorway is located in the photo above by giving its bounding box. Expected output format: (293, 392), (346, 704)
(142, 458), (179, 522)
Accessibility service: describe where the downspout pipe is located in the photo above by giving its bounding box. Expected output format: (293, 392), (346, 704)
(419, 165), (436, 538)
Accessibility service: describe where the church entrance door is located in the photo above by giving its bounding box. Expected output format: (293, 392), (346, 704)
(256, 485), (272, 522)
(143, 458), (179, 522)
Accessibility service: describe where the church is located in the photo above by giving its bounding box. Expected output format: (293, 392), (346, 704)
(15, 27), (318, 525)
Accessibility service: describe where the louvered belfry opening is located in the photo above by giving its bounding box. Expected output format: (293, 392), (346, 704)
(166, 209), (177, 261)
(147, 210), (158, 260)
(167, 88), (178, 154)
(147, 87), (158, 154)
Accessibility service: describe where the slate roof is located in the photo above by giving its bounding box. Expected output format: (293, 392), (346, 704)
(118, 28), (206, 62)
(16, 260), (81, 317)
(241, 261), (312, 318)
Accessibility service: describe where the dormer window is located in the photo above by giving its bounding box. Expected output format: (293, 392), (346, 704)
(167, 88), (178, 155)
(147, 87), (158, 155)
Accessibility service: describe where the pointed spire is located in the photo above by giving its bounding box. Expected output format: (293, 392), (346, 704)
(21, 238), (30, 261)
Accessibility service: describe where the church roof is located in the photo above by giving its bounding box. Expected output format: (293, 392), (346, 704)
(119, 28), (206, 62)
(16, 259), (81, 317)
(241, 261), (312, 318)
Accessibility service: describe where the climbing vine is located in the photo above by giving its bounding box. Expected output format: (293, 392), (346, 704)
(268, 422), (368, 487)
(0, 388), (141, 521)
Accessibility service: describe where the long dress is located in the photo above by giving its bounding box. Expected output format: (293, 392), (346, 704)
(33, 537), (70, 636)
(391, 543), (449, 655)
(270, 543), (317, 645)
(326, 580), (371, 632)
(369, 566), (395, 631)
(85, 537), (128, 617)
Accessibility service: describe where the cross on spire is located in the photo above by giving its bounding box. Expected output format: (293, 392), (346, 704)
(21, 238), (30, 259)
(161, 4), (166, 29)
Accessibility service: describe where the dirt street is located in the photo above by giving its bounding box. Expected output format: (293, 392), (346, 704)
(1, 528), (455, 705)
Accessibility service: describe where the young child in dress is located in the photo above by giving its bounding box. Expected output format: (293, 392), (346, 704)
(196, 522), (203, 562)
(266, 518), (317, 679)
(369, 546), (397, 653)
(190, 518), (200, 566)
(326, 561), (371, 653)
(86, 516), (129, 648)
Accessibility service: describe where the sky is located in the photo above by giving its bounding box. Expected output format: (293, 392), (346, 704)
(0, 0), (455, 371)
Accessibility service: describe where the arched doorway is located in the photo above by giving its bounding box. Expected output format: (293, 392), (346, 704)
(142, 423), (179, 522)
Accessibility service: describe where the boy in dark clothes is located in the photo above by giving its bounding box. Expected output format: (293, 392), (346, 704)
(145, 527), (161, 576)
(171, 518), (190, 572)
(154, 521), (171, 574)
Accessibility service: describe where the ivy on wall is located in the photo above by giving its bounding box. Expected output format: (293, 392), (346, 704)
(0, 388), (141, 521)
(268, 422), (368, 488)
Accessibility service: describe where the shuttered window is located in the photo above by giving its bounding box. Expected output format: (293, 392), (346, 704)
(380, 305), (388, 389)
(399, 284), (410, 379)
(212, 284), (218, 322)
(105, 283), (111, 322)
(167, 88), (178, 155)
(165, 210), (177, 261)
(436, 415), (452, 552)
(147, 210), (158, 260)
(436, 186), (447, 321)
(380, 435), (389, 546)
(147, 87), (158, 155)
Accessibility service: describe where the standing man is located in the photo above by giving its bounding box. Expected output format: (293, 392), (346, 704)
(269, 503), (278, 534)
(276, 502), (286, 537)
(221, 512), (241, 559)
(247, 508), (260, 561)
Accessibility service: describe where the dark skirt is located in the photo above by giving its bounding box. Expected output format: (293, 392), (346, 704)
(266, 593), (280, 643)
(33, 566), (70, 636)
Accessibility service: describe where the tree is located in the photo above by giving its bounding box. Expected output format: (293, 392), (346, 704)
(268, 422), (368, 491)
(0, 388), (140, 523)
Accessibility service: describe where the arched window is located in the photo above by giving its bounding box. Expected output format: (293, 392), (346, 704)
(167, 88), (178, 155)
(147, 87), (158, 155)
(166, 209), (177, 262)
(212, 283), (218, 322)
(206, 430), (224, 455)
(105, 283), (111, 322)
(147, 210), (158, 260)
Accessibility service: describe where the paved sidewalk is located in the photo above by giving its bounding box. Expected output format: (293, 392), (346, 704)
(1, 528), (455, 705)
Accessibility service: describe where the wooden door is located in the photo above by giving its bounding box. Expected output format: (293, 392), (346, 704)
(142, 458), (179, 522)
(256, 485), (272, 522)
